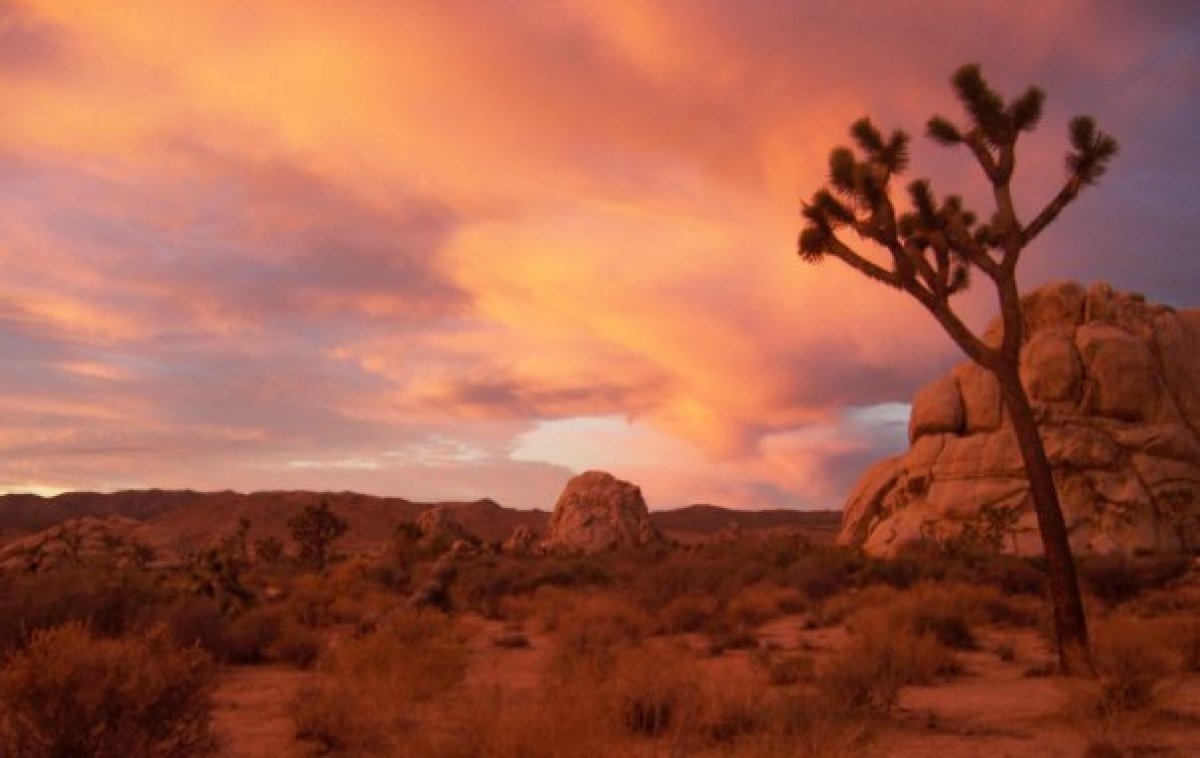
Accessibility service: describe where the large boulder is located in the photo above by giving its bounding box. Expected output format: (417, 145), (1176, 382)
(840, 281), (1200, 557)
(543, 471), (663, 553)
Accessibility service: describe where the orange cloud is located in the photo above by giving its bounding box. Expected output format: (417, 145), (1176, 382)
(0, 1), (1196, 507)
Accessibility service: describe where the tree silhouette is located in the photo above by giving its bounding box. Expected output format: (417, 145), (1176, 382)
(797, 64), (1118, 672)
(287, 499), (348, 570)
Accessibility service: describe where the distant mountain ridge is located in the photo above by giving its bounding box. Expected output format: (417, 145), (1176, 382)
(0, 489), (840, 553)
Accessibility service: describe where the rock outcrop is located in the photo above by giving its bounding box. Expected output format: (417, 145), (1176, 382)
(502, 525), (540, 555)
(841, 281), (1200, 557)
(415, 506), (469, 547)
(0, 516), (155, 572)
(544, 471), (663, 553)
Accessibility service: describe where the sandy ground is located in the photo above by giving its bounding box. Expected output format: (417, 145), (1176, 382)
(212, 665), (311, 758)
(212, 615), (1200, 756)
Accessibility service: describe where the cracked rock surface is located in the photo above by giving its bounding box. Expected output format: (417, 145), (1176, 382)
(841, 281), (1200, 557)
(544, 471), (663, 553)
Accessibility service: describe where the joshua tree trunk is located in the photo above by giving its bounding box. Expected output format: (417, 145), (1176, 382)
(995, 363), (1090, 672)
(797, 64), (1117, 674)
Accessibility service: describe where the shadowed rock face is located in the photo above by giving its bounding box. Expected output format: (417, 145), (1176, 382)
(544, 471), (663, 553)
(841, 281), (1200, 557)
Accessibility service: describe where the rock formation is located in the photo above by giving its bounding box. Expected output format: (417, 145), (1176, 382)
(415, 505), (469, 547)
(502, 525), (540, 555)
(841, 281), (1200, 557)
(0, 516), (155, 572)
(544, 471), (663, 553)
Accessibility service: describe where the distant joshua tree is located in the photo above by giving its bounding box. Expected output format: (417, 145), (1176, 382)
(797, 64), (1118, 672)
(287, 499), (348, 570)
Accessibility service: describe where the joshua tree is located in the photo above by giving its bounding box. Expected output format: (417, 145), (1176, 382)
(287, 499), (348, 570)
(797, 64), (1118, 672)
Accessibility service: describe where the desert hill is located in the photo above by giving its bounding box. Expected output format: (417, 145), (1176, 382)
(0, 489), (839, 560)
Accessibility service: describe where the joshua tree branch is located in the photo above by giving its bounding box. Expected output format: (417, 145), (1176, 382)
(826, 234), (901, 288)
(1022, 175), (1083, 247)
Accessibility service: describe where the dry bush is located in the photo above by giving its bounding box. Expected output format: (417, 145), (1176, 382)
(1084, 616), (1175, 716)
(607, 645), (704, 739)
(993, 636), (1018, 663)
(1127, 582), (1200, 617)
(1063, 616), (1181, 758)
(157, 595), (230, 656)
(291, 610), (468, 755)
(751, 648), (815, 686)
(823, 610), (958, 715)
(0, 622), (215, 757)
(731, 692), (871, 758)
(454, 554), (613, 619)
(285, 574), (337, 627)
(1079, 554), (1191, 606)
(807, 584), (900, 628)
(547, 593), (651, 681)
(0, 568), (165, 653)
(448, 685), (618, 758)
(657, 593), (720, 634)
(726, 584), (806, 630)
(1165, 617), (1200, 672)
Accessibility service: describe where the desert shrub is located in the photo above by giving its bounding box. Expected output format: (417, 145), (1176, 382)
(492, 629), (531, 649)
(695, 673), (764, 744)
(0, 623), (215, 757)
(252, 535), (285, 564)
(221, 604), (284, 663)
(548, 593), (651, 681)
(156, 595), (230, 657)
(1085, 616), (1174, 715)
(365, 560), (410, 592)
(750, 648), (814, 686)
(1079, 554), (1191, 605)
(908, 602), (977, 650)
(706, 627), (760, 656)
(456, 555), (612, 618)
(447, 683), (617, 758)
(856, 551), (936, 590)
(1166, 618), (1200, 672)
(824, 610), (958, 715)
(0, 568), (165, 652)
(740, 692), (871, 758)
(291, 611), (468, 754)
(269, 620), (322, 667)
(608, 646), (702, 738)
(286, 574), (337, 627)
(658, 594), (720, 634)
(807, 584), (900, 628)
(961, 554), (1047, 596)
(993, 637), (1018, 663)
(726, 584), (806, 630)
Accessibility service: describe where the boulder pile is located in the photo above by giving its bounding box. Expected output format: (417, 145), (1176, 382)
(841, 281), (1200, 557)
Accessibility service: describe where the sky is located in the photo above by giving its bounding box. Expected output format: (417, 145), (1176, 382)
(1, 1), (1197, 510)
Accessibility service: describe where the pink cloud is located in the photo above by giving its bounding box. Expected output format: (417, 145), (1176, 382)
(0, 1), (1196, 508)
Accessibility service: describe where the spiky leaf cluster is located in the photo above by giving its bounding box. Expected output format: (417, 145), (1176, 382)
(798, 63), (1118, 305)
(1066, 116), (1120, 185)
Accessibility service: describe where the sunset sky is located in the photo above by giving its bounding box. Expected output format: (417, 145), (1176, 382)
(2, 1), (1198, 510)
